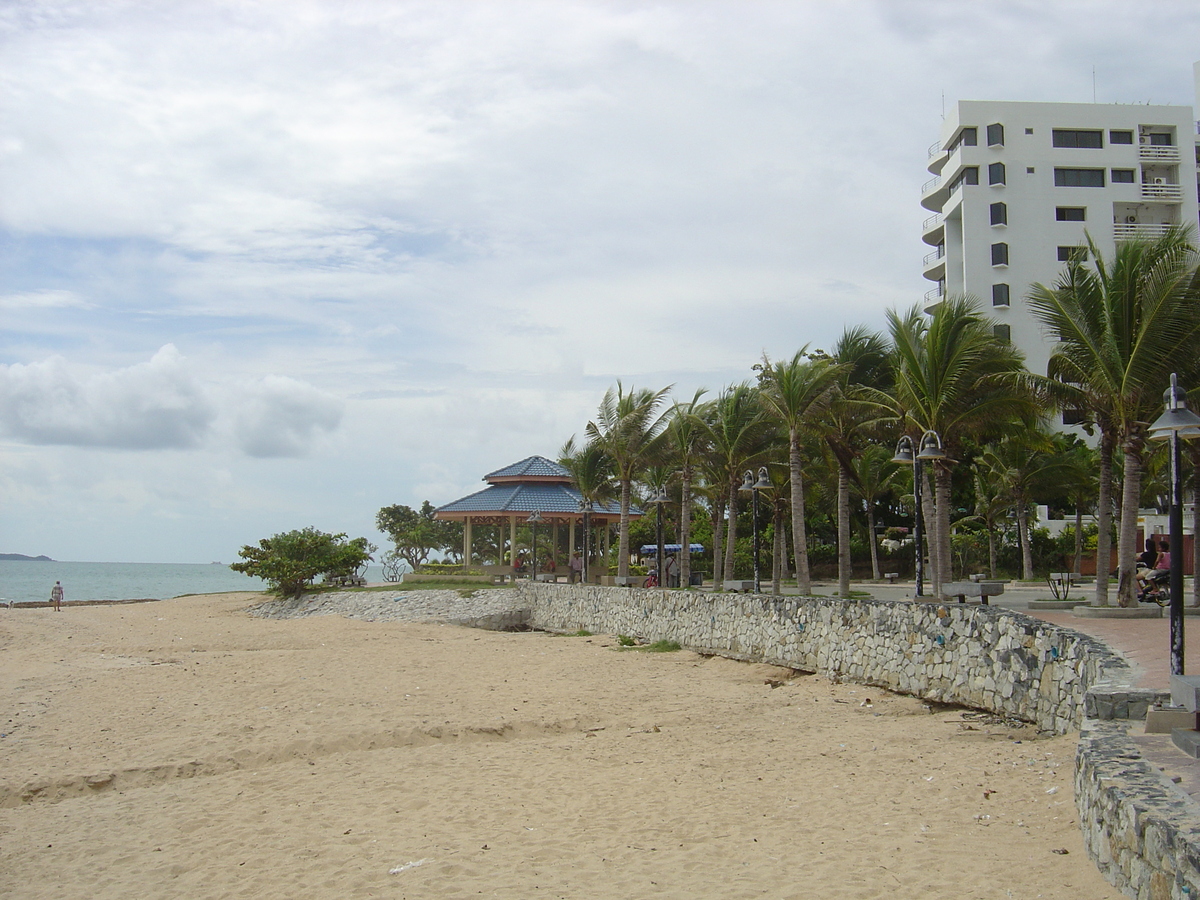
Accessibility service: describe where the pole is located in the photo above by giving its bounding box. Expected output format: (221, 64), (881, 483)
(656, 498), (665, 587)
(582, 508), (590, 585)
(1170, 428), (1184, 675)
(914, 457), (925, 598)
(752, 486), (761, 594)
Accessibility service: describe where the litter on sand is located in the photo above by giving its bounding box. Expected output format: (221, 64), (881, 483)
(389, 859), (431, 874)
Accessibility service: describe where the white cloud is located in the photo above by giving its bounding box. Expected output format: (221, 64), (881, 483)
(232, 375), (343, 458)
(0, 289), (89, 310)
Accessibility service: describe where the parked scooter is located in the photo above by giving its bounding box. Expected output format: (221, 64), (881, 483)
(1138, 569), (1170, 607)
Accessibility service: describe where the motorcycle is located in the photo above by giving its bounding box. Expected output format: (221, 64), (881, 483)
(1138, 569), (1170, 607)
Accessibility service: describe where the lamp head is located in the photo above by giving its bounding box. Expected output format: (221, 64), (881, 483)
(526, 510), (544, 524)
(739, 469), (755, 492)
(892, 435), (915, 465)
(753, 467), (772, 490)
(1149, 373), (1200, 440)
(916, 429), (946, 461)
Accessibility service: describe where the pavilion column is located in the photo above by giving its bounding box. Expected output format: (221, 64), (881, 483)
(569, 519), (576, 557)
(463, 518), (473, 566)
(509, 516), (518, 566)
(551, 521), (559, 567)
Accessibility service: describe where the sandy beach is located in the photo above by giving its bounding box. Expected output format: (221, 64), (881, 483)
(0, 590), (1122, 899)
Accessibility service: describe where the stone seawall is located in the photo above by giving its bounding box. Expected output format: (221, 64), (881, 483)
(521, 583), (1129, 732)
(519, 583), (1200, 899)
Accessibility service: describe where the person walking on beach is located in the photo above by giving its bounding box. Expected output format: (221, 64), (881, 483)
(570, 552), (583, 583)
(50, 581), (63, 612)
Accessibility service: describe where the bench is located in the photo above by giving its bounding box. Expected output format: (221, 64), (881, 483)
(723, 580), (755, 593)
(942, 580), (1005, 605)
(1047, 572), (1092, 602)
(884, 572), (900, 584)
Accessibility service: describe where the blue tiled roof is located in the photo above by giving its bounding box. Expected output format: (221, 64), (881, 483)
(437, 481), (637, 517)
(484, 455), (571, 481)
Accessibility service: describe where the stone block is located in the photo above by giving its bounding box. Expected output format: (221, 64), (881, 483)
(1171, 675), (1200, 712)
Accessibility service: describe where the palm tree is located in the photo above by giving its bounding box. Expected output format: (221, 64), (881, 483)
(757, 350), (842, 594)
(851, 444), (901, 581)
(702, 383), (774, 589)
(663, 390), (709, 589)
(585, 382), (673, 579)
(825, 327), (891, 596)
(559, 435), (617, 577)
(1029, 227), (1200, 605)
(886, 297), (1039, 599)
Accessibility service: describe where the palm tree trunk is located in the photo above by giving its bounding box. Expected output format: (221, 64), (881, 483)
(724, 478), (738, 582)
(617, 478), (632, 578)
(1116, 434), (1144, 607)
(866, 503), (881, 581)
(921, 466), (939, 595)
(1073, 506), (1084, 575)
(1017, 500), (1033, 580)
(987, 530), (998, 579)
(837, 465), (852, 597)
(711, 498), (724, 592)
(1094, 431), (1115, 606)
(1193, 451), (1200, 608)
(789, 431), (812, 594)
(679, 473), (692, 588)
(772, 504), (784, 594)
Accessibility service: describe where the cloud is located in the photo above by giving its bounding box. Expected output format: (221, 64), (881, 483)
(0, 345), (214, 449)
(0, 346), (343, 456)
(232, 375), (343, 458)
(0, 289), (89, 310)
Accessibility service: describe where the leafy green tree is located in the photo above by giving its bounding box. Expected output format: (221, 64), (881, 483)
(886, 297), (1039, 598)
(757, 349), (842, 594)
(662, 389), (709, 588)
(585, 382), (673, 578)
(376, 501), (461, 571)
(1029, 227), (1200, 605)
(232, 528), (375, 599)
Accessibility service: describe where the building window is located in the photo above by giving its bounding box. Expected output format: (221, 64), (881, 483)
(991, 242), (1009, 266)
(1148, 132), (1173, 146)
(1025, 127), (1034, 134)
(1111, 169), (1135, 183)
(1054, 168), (1105, 187)
(992, 283), (1010, 307)
(988, 162), (1006, 185)
(1026, 166), (1035, 174)
(1058, 246), (1086, 262)
(1110, 130), (1134, 144)
(951, 127), (978, 152)
(949, 167), (979, 192)
(990, 201), (1007, 225)
(993, 324), (1011, 341)
(1055, 207), (1086, 221)
(1062, 408), (1085, 426)
(1052, 129), (1103, 148)
(987, 123), (1004, 146)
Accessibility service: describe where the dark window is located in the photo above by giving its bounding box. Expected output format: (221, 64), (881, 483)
(988, 162), (1006, 185)
(957, 127), (977, 147)
(1111, 169), (1135, 183)
(991, 242), (1009, 266)
(987, 123), (1004, 146)
(990, 201), (1007, 225)
(1062, 408), (1085, 426)
(1052, 129), (1103, 148)
(993, 324), (1011, 341)
(992, 283), (1010, 306)
(1056, 207), (1086, 221)
(1149, 132), (1173, 146)
(1025, 127), (1033, 134)
(1054, 168), (1105, 187)
(1110, 130), (1134, 144)
(1026, 166), (1035, 174)
(949, 167), (979, 192)
(1058, 246), (1086, 262)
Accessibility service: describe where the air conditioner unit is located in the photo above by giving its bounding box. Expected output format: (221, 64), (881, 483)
(1125, 215), (1138, 223)
(1154, 177), (1166, 185)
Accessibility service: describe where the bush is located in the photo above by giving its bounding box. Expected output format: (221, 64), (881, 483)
(232, 528), (375, 599)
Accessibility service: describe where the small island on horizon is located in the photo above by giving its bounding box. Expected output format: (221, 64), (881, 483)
(0, 553), (55, 562)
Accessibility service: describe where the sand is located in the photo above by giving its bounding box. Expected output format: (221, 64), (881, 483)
(0, 590), (1122, 899)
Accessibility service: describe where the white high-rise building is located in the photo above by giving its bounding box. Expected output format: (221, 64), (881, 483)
(920, 100), (1198, 386)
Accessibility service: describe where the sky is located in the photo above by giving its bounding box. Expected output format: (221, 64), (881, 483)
(2, 1), (1199, 564)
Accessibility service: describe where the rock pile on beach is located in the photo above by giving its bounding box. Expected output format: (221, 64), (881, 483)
(249, 587), (529, 629)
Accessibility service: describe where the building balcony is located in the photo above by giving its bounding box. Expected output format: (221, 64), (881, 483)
(921, 175), (949, 212)
(1141, 182), (1183, 201)
(922, 213), (944, 246)
(923, 287), (944, 314)
(1139, 144), (1179, 161)
(1114, 222), (1176, 241)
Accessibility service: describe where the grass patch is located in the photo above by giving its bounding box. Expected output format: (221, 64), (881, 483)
(553, 629), (594, 637)
(617, 635), (637, 647)
(644, 640), (682, 652)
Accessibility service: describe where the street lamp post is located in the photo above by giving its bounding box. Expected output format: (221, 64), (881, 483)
(893, 430), (945, 598)
(526, 510), (543, 583)
(1148, 373), (1200, 676)
(651, 486), (669, 587)
(739, 467), (772, 594)
(577, 498), (591, 585)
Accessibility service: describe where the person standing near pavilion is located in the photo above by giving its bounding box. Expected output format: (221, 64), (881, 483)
(50, 581), (63, 612)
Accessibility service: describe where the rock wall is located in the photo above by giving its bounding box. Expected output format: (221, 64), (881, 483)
(521, 583), (1129, 732)
(519, 583), (1200, 900)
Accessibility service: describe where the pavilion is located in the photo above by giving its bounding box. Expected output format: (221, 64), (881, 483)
(434, 455), (641, 573)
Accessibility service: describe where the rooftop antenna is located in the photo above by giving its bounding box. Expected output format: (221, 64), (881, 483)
(1092, 66), (1096, 103)
(941, 89), (945, 119)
